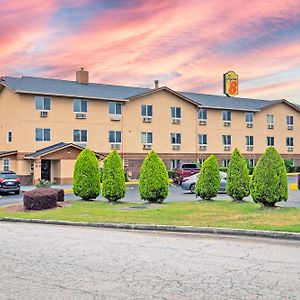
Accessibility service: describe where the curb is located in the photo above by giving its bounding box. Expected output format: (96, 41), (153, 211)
(1, 218), (300, 241)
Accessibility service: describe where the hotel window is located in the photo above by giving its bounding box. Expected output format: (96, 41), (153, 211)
(170, 133), (181, 144)
(7, 131), (12, 143)
(246, 159), (255, 168)
(245, 112), (253, 127)
(171, 107), (181, 119)
(267, 136), (274, 146)
(286, 137), (294, 147)
(73, 99), (87, 113)
(198, 134), (207, 145)
(3, 158), (10, 171)
(35, 128), (50, 141)
(222, 135), (231, 145)
(141, 105), (153, 117)
(109, 102), (122, 115)
(222, 111), (231, 126)
(245, 136), (254, 146)
(35, 96), (51, 110)
(223, 159), (230, 167)
(287, 115), (294, 130)
(109, 131), (122, 143)
(73, 130), (87, 142)
(266, 114), (274, 128)
(141, 132), (153, 144)
(170, 159), (181, 170)
(198, 109), (207, 121)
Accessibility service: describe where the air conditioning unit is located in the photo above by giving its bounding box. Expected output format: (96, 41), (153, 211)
(287, 146), (294, 152)
(75, 113), (87, 119)
(172, 144), (181, 150)
(76, 143), (87, 148)
(172, 118), (181, 124)
(287, 125), (293, 130)
(143, 117), (152, 123)
(111, 143), (120, 150)
(143, 144), (152, 150)
(224, 145), (231, 151)
(246, 122), (253, 128)
(198, 120), (207, 125)
(246, 146), (254, 151)
(110, 114), (121, 121)
(40, 111), (48, 118)
(199, 145), (207, 151)
(223, 121), (231, 127)
(267, 124), (274, 129)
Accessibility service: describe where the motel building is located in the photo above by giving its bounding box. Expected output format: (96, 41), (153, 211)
(0, 68), (299, 185)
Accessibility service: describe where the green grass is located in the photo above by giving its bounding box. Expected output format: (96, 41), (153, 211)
(1, 201), (300, 232)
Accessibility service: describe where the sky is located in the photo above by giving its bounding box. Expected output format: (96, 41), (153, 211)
(1, 0), (300, 102)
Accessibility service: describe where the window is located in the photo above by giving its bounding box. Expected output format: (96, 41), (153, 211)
(223, 159), (230, 167)
(245, 136), (254, 146)
(35, 96), (51, 110)
(266, 114), (274, 125)
(170, 133), (181, 144)
(286, 137), (294, 147)
(170, 159), (180, 170)
(73, 130), (87, 142)
(141, 132), (153, 144)
(267, 136), (274, 146)
(109, 102), (122, 115)
(7, 131), (12, 143)
(35, 128), (50, 141)
(141, 105), (153, 117)
(3, 158), (10, 171)
(222, 135), (231, 145)
(199, 158), (205, 166)
(222, 111), (231, 122)
(109, 131), (122, 143)
(198, 134), (207, 145)
(286, 115), (294, 125)
(171, 107), (181, 119)
(198, 109), (207, 120)
(246, 159), (255, 168)
(245, 112), (253, 123)
(73, 99), (87, 113)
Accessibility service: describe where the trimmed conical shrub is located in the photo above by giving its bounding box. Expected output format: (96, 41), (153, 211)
(73, 148), (101, 200)
(195, 154), (220, 200)
(226, 148), (250, 201)
(250, 147), (288, 207)
(139, 150), (169, 203)
(102, 150), (126, 202)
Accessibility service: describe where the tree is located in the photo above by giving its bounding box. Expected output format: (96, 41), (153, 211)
(139, 151), (169, 203)
(226, 148), (250, 201)
(195, 154), (220, 200)
(102, 150), (126, 202)
(73, 148), (101, 200)
(250, 147), (288, 207)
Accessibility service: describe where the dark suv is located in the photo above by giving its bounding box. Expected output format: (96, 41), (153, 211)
(0, 171), (21, 194)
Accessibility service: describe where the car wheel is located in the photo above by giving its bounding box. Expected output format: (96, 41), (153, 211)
(190, 184), (195, 193)
(15, 190), (20, 195)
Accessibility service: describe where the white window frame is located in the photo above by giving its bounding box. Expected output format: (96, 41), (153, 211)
(222, 111), (231, 122)
(223, 159), (230, 167)
(286, 137), (294, 147)
(245, 136), (254, 146)
(109, 130), (122, 143)
(141, 105), (153, 117)
(3, 158), (10, 171)
(35, 96), (51, 111)
(171, 107), (181, 119)
(198, 134), (207, 145)
(73, 129), (88, 142)
(267, 136), (275, 146)
(109, 102), (122, 115)
(170, 133), (181, 144)
(198, 109), (207, 121)
(286, 115), (294, 125)
(73, 99), (88, 113)
(141, 132), (153, 144)
(266, 114), (274, 125)
(170, 159), (181, 170)
(222, 135), (232, 146)
(35, 128), (51, 142)
(245, 112), (253, 124)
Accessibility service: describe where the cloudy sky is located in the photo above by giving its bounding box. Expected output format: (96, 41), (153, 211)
(1, 0), (300, 102)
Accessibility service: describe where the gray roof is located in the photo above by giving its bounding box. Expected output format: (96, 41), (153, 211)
(0, 150), (17, 156)
(1, 76), (151, 101)
(24, 142), (68, 158)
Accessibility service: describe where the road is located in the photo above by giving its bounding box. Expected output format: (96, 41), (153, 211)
(0, 176), (299, 207)
(0, 222), (299, 299)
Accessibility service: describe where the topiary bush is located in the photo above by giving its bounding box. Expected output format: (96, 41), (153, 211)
(195, 154), (220, 200)
(23, 188), (58, 210)
(73, 148), (101, 200)
(36, 179), (51, 188)
(226, 148), (250, 201)
(250, 147), (288, 207)
(55, 188), (65, 202)
(284, 159), (294, 173)
(139, 150), (169, 203)
(102, 150), (126, 202)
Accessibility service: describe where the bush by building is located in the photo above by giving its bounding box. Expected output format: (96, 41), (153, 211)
(55, 188), (65, 202)
(36, 179), (51, 188)
(73, 148), (101, 200)
(139, 150), (169, 203)
(250, 147), (288, 207)
(23, 188), (58, 210)
(102, 150), (126, 202)
(195, 154), (220, 200)
(226, 148), (250, 201)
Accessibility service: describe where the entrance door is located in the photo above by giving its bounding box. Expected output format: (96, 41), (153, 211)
(41, 160), (51, 181)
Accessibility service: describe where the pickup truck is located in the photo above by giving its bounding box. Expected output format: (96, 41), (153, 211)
(173, 163), (200, 185)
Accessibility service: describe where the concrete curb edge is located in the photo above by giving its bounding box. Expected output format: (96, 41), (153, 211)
(1, 217), (300, 241)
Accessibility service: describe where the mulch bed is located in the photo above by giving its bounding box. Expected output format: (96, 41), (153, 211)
(4, 201), (71, 213)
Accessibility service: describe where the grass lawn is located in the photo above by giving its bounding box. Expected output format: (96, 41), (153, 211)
(1, 200), (300, 232)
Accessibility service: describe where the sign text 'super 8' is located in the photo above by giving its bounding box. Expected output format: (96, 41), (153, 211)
(223, 71), (238, 97)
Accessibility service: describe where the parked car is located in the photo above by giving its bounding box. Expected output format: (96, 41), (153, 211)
(173, 163), (200, 184)
(0, 171), (21, 194)
(181, 171), (227, 194)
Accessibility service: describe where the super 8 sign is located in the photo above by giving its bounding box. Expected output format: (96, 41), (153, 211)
(223, 71), (238, 97)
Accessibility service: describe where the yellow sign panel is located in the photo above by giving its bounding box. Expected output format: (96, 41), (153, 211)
(223, 71), (238, 97)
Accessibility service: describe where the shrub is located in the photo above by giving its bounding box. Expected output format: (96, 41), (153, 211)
(102, 150), (126, 202)
(250, 147), (288, 207)
(168, 170), (175, 178)
(23, 188), (57, 210)
(55, 188), (65, 202)
(218, 167), (227, 173)
(139, 150), (169, 203)
(73, 148), (101, 200)
(284, 159), (294, 173)
(36, 179), (51, 188)
(296, 166), (300, 172)
(195, 154), (220, 200)
(226, 148), (250, 201)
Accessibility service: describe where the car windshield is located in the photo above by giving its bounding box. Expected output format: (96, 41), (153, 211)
(182, 164), (198, 169)
(1, 173), (17, 179)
